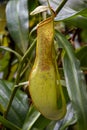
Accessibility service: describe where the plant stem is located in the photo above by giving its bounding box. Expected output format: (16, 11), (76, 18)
(55, 0), (68, 16)
(15, 81), (29, 87)
(47, 0), (55, 16)
(4, 39), (36, 118)
(54, 46), (66, 107)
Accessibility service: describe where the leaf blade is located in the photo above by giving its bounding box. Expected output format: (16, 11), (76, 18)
(22, 105), (41, 130)
(39, 0), (87, 21)
(0, 115), (21, 130)
(0, 80), (29, 128)
(55, 31), (87, 130)
(6, 0), (29, 54)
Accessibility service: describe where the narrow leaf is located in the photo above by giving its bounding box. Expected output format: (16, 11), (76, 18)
(55, 7), (87, 21)
(31, 115), (51, 130)
(49, 103), (76, 130)
(6, 0), (29, 54)
(22, 105), (41, 130)
(64, 16), (87, 29)
(60, 103), (77, 130)
(55, 30), (87, 130)
(39, 0), (87, 21)
(0, 46), (22, 60)
(46, 121), (57, 130)
(0, 80), (29, 128)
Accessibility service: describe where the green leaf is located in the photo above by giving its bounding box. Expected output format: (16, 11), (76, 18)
(6, 0), (29, 54)
(76, 46), (87, 68)
(31, 115), (51, 130)
(55, 30), (87, 130)
(0, 51), (10, 71)
(55, 6), (87, 21)
(80, 30), (87, 43)
(0, 46), (22, 60)
(46, 121), (57, 130)
(22, 105), (41, 130)
(45, 103), (76, 130)
(59, 103), (77, 130)
(64, 16), (87, 29)
(28, 0), (38, 12)
(0, 115), (21, 130)
(0, 80), (29, 128)
(39, 0), (87, 21)
(55, 7), (77, 21)
(65, 0), (87, 11)
(46, 103), (76, 130)
(79, 8), (87, 17)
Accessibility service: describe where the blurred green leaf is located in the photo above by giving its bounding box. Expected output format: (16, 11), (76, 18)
(47, 103), (76, 130)
(79, 8), (87, 17)
(0, 46), (22, 60)
(6, 0), (29, 54)
(29, 0), (38, 12)
(64, 16), (87, 29)
(22, 82), (50, 130)
(76, 46), (87, 68)
(0, 51), (10, 71)
(39, 0), (87, 11)
(39, 0), (87, 21)
(80, 30), (87, 43)
(22, 105), (41, 130)
(46, 121), (57, 130)
(31, 115), (51, 130)
(0, 80), (29, 128)
(45, 103), (76, 130)
(55, 30), (87, 130)
(65, 0), (87, 11)
(59, 103), (77, 130)
(0, 115), (21, 130)
(55, 6), (87, 21)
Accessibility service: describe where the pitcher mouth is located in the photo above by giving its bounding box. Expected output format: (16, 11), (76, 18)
(37, 16), (54, 29)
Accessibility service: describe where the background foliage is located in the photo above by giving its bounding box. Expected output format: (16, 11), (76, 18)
(0, 0), (87, 130)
